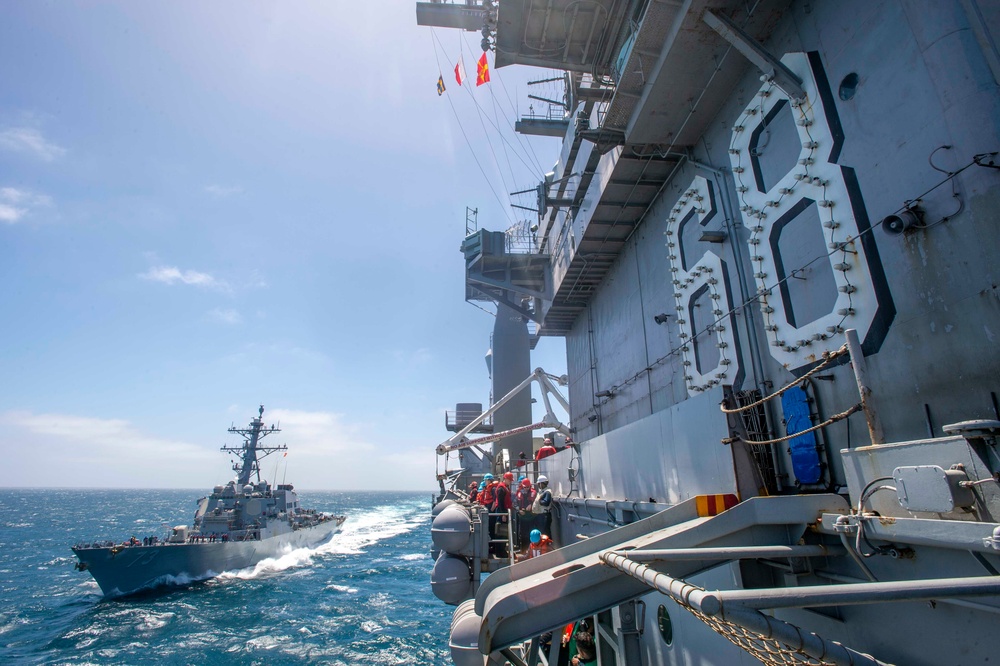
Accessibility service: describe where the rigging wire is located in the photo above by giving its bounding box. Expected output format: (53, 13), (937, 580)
(488, 69), (521, 205)
(436, 29), (544, 179)
(467, 301), (498, 317)
(464, 30), (544, 176)
(437, 32), (516, 207)
(432, 30), (548, 228)
(484, 43), (549, 176)
(429, 29), (515, 226)
(457, 33), (523, 197)
(497, 75), (547, 175)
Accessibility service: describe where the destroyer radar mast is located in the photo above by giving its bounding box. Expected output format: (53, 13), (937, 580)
(220, 405), (287, 485)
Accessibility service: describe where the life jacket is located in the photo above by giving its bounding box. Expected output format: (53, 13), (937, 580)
(480, 481), (496, 508)
(492, 482), (512, 511)
(515, 487), (535, 510)
(469, 490), (478, 504)
(527, 536), (553, 559)
(535, 445), (558, 461)
(532, 487), (552, 513)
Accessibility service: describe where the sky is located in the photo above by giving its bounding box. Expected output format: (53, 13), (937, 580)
(0, 1), (568, 491)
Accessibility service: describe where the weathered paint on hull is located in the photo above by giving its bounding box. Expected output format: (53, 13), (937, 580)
(73, 520), (342, 597)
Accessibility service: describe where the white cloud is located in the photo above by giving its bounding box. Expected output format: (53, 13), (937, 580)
(246, 270), (269, 289)
(209, 307), (243, 324)
(222, 341), (329, 366)
(266, 409), (372, 457)
(0, 407), (434, 491)
(204, 184), (243, 197)
(139, 265), (230, 292)
(0, 202), (25, 223)
(0, 127), (66, 161)
(0, 410), (215, 488)
(390, 346), (434, 369)
(0, 186), (52, 224)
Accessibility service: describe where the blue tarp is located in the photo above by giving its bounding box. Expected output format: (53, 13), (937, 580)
(781, 386), (822, 485)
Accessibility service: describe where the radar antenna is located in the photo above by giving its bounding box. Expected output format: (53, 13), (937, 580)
(220, 405), (287, 485)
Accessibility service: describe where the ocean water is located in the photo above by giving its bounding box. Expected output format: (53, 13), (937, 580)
(0, 489), (452, 665)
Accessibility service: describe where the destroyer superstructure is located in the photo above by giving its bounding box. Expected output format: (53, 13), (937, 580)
(422, 1), (1000, 665)
(72, 406), (345, 597)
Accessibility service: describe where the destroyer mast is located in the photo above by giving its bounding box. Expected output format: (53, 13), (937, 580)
(221, 404), (287, 486)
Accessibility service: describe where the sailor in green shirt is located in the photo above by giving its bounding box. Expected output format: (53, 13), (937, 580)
(570, 629), (597, 666)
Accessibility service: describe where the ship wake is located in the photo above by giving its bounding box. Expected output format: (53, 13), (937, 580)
(217, 500), (427, 582)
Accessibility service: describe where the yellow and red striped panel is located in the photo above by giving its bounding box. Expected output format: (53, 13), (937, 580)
(695, 493), (739, 517)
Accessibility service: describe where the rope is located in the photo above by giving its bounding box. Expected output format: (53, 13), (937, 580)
(720, 345), (849, 414)
(733, 403), (863, 446)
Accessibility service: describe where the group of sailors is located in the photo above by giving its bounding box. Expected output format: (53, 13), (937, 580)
(187, 530), (260, 542)
(468, 459), (555, 559)
(188, 533), (231, 543)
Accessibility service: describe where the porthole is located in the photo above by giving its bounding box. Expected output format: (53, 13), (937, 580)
(838, 72), (859, 101)
(657, 604), (673, 646)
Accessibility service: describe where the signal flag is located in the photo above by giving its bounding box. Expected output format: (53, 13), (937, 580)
(476, 52), (490, 86)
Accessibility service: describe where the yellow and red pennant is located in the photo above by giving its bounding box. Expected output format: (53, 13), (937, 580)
(476, 51), (490, 86)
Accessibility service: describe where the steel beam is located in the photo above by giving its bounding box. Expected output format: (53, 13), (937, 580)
(615, 544), (843, 561)
(702, 9), (805, 101)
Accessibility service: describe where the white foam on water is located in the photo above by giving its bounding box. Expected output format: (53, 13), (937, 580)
(244, 634), (288, 651)
(135, 610), (174, 632)
(215, 501), (427, 582)
(316, 502), (428, 556)
(399, 553), (428, 561)
(360, 620), (383, 633)
(324, 583), (358, 593)
(157, 571), (209, 587)
(217, 544), (315, 581)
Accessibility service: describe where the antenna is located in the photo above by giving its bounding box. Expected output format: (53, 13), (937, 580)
(220, 406), (287, 485)
(466, 207), (479, 236)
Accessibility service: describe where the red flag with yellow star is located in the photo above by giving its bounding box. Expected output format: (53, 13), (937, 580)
(476, 51), (490, 86)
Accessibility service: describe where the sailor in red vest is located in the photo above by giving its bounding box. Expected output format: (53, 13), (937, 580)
(535, 437), (558, 461)
(479, 473), (496, 507)
(493, 472), (514, 513)
(488, 472), (513, 557)
(467, 481), (479, 503)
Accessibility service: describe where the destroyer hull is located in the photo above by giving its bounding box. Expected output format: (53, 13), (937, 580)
(73, 520), (342, 597)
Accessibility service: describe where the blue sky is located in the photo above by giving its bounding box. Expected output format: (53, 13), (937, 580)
(0, 1), (567, 491)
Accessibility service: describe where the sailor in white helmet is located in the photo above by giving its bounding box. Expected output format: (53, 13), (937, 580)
(531, 475), (553, 536)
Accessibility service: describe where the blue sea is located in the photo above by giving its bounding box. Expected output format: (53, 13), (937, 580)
(0, 489), (452, 665)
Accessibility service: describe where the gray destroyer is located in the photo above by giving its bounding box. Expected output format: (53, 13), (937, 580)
(72, 406), (345, 597)
(421, 1), (1000, 665)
